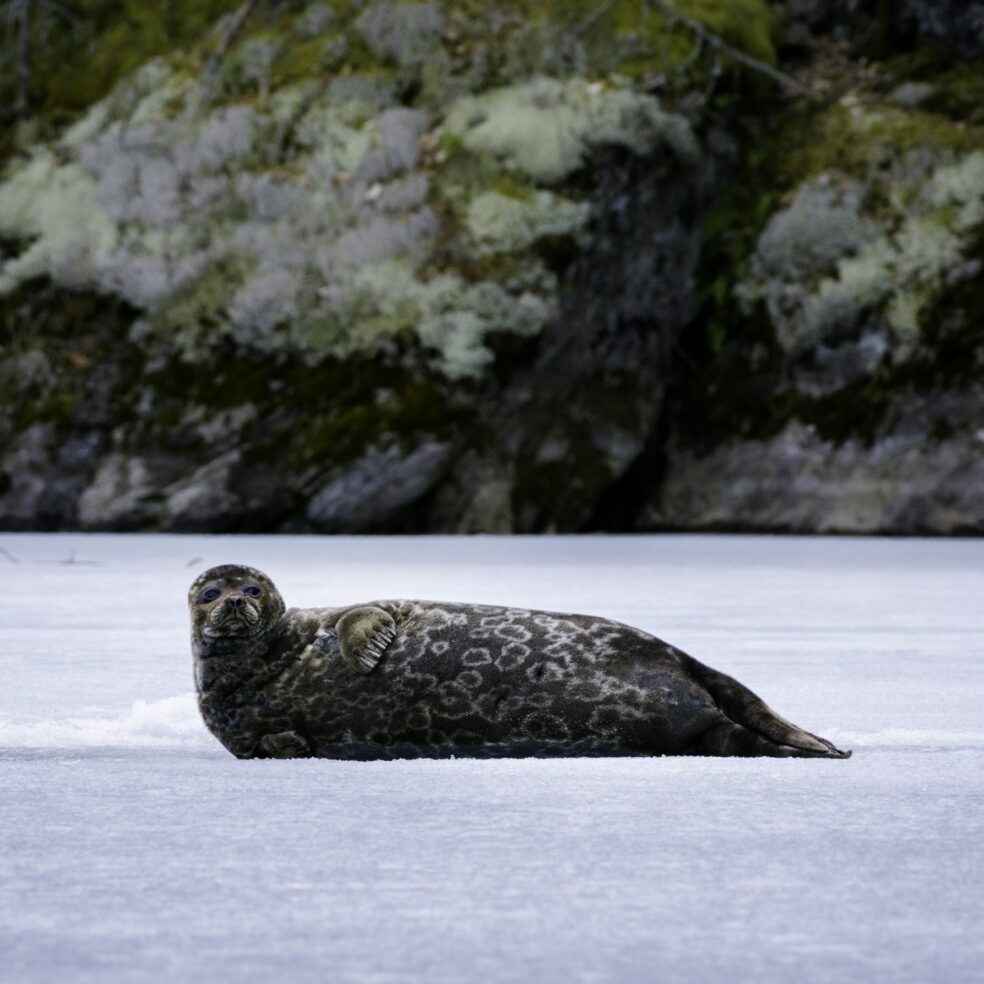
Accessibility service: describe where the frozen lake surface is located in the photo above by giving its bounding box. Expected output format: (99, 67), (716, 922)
(1, 533), (982, 983)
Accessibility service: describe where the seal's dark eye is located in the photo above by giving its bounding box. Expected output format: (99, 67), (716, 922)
(199, 587), (221, 604)
(243, 585), (262, 598)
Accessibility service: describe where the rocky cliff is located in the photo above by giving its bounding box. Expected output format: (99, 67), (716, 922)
(0, 0), (981, 533)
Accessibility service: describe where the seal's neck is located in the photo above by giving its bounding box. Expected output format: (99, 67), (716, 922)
(193, 618), (288, 697)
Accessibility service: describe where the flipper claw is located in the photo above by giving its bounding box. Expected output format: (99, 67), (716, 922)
(337, 606), (397, 674)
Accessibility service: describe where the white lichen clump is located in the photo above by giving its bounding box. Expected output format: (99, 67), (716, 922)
(0, 154), (117, 293)
(356, 2), (443, 69)
(443, 77), (698, 185)
(465, 190), (592, 256)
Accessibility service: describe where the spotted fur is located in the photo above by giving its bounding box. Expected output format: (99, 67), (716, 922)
(189, 566), (851, 761)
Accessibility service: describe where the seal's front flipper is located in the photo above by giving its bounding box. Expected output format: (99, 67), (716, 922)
(337, 606), (397, 674)
(258, 730), (311, 758)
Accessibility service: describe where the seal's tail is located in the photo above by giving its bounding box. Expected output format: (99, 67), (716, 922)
(684, 656), (851, 759)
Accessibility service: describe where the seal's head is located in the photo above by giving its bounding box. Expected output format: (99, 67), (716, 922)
(188, 564), (285, 646)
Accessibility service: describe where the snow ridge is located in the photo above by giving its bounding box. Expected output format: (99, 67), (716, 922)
(0, 694), (211, 749)
(1, 695), (982, 752)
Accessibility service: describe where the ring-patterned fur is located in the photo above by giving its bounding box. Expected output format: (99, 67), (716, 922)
(189, 565), (851, 761)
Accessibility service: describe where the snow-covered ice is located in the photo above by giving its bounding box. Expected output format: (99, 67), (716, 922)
(1, 534), (982, 983)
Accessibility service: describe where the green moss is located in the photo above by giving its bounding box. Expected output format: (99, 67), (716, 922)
(454, 252), (525, 284)
(5, 0), (782, 131)
(144, 357), (265, 410)
(881, 53), (984, 127)
(18, 1), (244, 119)
(696, 71), (984, 361)
(676, 0), (777, 64)
(332, 0), (783, 101)
(141, 345), (464, 475)
(490, 175), (538, 202)
(271, 34), (335, 85)
(294, 377), (453, 466)
(771, 102), (984, 190)
(517, 0), (777, 73)
(914, 226), (984, 386)
(13, 391), (77, 430)
(697, 174), (777, 356)
(0, 277), (141, 441)
(152, 256), (256, 352)
(436, 146), (508, 204)
(926, 61), (984, 127)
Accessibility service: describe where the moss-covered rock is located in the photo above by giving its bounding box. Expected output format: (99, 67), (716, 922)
(2, 0), (979, 534)
(645, 390), (984, 534)
(647, 34), (984, 534)
(0, 0), (731, 533)
(738, 146), (984, 374)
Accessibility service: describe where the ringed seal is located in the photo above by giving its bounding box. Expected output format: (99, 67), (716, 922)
(189, 564), (851, 760)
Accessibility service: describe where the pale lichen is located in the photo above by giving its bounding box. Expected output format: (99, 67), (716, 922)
(314, 259), (553, 379)
(465, 190), (591, 256)
(443, 77), (697, 186)
(0, 153), (117, 293)
(355, 2), (443, 69)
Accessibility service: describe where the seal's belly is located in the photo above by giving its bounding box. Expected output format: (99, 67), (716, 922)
(274, 601), (707, 758)
(304, 738), (655, 761)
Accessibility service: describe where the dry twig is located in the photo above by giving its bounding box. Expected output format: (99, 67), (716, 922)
(201, 0), (259, 91)
(647, 0), (815, 99)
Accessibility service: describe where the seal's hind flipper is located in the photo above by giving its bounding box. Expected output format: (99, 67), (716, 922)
(683, 655), (852, 759)
(694, 721), (851, 759)
(336, 606), (397, 674)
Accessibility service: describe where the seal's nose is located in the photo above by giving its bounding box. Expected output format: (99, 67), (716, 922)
(229, 596), (243, 608)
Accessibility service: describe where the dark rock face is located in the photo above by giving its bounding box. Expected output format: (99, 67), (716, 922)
(646, 389), (984, 535)
(0, 99), (708, 535)
(898, 1), (984, 59)
(780, 0), (984, 58)
(438, 145), (706, 533)
(307, 441), (452, 532)
(0, 423), (102, 530)
(0, 289), (132, 529)
(640, 21), (984, 535)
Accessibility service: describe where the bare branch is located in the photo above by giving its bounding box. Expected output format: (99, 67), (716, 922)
(202, 0), (259, 88)
(678, 26), (703, 73)
(59, 549), (99, 566)
(275, 80), (325, 163)
(15, 0), (31, 117)
(646, 0), (815, 100)
(571, 0), (615, 38)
